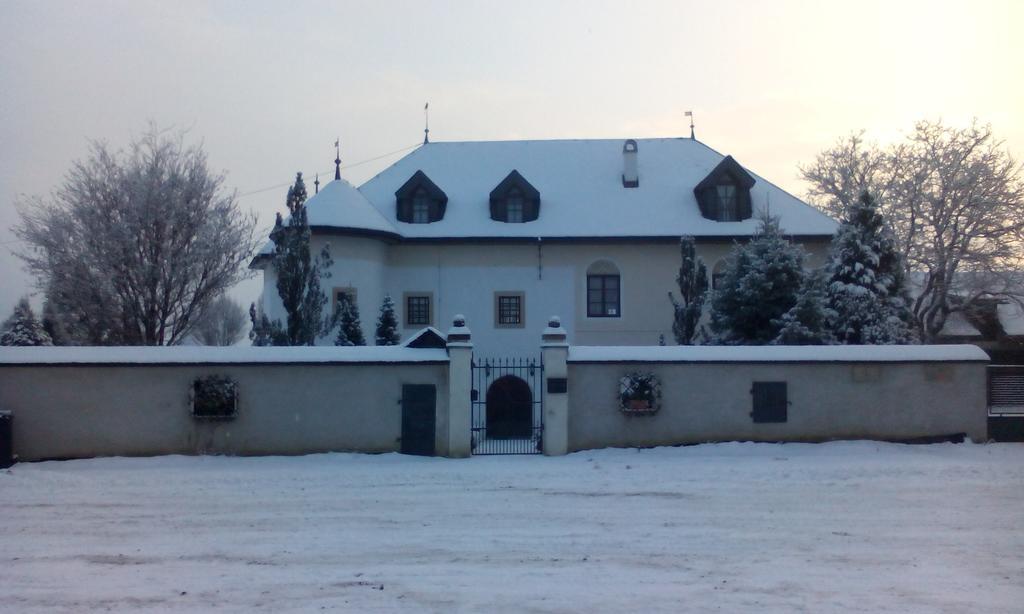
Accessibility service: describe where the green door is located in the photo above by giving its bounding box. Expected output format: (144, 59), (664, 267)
(401, 384), (436, 456)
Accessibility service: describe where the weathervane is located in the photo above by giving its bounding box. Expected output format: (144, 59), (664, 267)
(314, 173), (320, 194)
(423, 102), (430, 145)
(686, 110), (695, 140)
(334, 138), (341, 180)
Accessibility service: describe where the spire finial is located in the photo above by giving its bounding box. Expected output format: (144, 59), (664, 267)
(314, 173), (320, 194)
(685, 110), (695, 140)
(334, 138), (341, 180)
(423, 102), (430, 144)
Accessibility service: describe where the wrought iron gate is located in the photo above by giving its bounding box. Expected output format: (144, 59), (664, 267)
(471, 356), (544, 455)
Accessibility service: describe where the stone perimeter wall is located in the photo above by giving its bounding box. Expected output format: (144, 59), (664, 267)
(565, 360), (989, 451)
(0, 362), (450, 461)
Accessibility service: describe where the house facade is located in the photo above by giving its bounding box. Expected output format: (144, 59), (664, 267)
(252, 137), (838, 356)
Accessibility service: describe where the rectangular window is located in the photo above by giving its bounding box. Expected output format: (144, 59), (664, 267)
(494, 292), (525, 328)
(405, 294), (431, 327)
(751, 381), (787, 423)
(717, 184), (738, 221)
(333, 288), (357, 313)
(506, 196), (524, 223)
(587, 274), (620, 317)
(412, 193), (430, 224)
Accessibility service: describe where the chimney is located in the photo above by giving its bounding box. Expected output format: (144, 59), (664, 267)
(622, 139), (638, 188)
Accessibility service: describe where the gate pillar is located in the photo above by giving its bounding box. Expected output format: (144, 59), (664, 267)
(446, 315), (473, 458)
(541, 316), (570, 456)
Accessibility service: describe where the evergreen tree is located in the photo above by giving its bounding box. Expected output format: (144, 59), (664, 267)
(773, 270), (836, 345)
(375, 294), (401, 346)
(826, 191), (913, 344)
(334, 295), (366, 346)
(709, 214), (806, 344)
(248, 302), (287, 346)
(0, 298), (53, 346)
(270, 173), (334, 345)
(668, 236), (708, 344)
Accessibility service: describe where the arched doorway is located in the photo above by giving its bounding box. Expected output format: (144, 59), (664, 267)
(486, 375), (533, 439)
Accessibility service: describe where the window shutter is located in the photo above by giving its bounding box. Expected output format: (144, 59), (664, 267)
(397, 198), (412, 223)
(737, 188), (753, 220)
(695, 188), (714, 220)
(751, 382), (787, 423)
(524, 197), (540, 222)
(490, 199), (506, 221)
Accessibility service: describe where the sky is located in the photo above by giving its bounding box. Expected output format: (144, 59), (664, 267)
(1, 0), (1022, 320)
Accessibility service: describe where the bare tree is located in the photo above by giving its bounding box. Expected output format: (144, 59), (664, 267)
(13, 125), (259, 345)
(801, 120), (1024, 341)
(192, 296), (248, 346)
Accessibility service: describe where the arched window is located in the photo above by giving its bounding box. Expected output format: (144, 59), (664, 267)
(587, 260), (621, 318)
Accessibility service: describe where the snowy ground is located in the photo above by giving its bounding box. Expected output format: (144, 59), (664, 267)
(2, 442), (1023, 613)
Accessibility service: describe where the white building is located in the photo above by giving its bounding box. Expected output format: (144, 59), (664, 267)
(252, 137), (837, 356)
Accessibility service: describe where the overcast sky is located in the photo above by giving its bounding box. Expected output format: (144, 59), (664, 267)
(1, 0), (1022, 320)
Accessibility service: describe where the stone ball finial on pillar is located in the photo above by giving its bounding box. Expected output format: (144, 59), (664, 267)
(447, 315), (472, 345)
(542, 315), (568, 346)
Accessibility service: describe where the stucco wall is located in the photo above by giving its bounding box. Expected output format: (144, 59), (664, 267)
(567, 360), (988, 451)
(258, 237), (831, 357)
(1, 362), (449, 461)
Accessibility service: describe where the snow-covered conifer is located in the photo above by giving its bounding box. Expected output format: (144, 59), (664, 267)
(826, 191), (913, 344)
(375, 295), (401, 346)
(270, 173), (334, 345)
(248, 302), (286, 346)
(668, 236), (707, 345)
(773, 271), (836, 345)
(0, 298), (53, 346)
(709, 214), (806, 344)
(334, 295), (366, 346)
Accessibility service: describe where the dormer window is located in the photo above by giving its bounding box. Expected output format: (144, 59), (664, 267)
(395, 170), (447, 224)
(716, 183), (738, 221)
(693, 155), (756, 222)
(490, 170), (540, 223)
(412, 187), (430, 224)
(506, 190), (524, 223)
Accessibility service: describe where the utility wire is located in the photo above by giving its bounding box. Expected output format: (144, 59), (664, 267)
(237, 142), (421, 198)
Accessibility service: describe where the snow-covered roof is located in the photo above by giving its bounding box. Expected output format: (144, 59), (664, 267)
(938, 311), (984, 338)
(569, 344), (990, 363)
(0, 345), (449, 365)
(254, 177), (401, 260)
(301, 178), (399, 236)
(355, 138), (837, 239)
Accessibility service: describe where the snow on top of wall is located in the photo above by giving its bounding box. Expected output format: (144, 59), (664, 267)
(355, 138), (838, 239)
(568, 344), (990, 363)
(0, 345), (449, 365)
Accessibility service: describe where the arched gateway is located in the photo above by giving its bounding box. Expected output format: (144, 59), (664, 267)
(470, 357), (543, 454)
(486, 375), (533, 439)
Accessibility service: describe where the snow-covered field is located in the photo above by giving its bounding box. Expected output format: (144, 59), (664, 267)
(2, 442), (1022, 613)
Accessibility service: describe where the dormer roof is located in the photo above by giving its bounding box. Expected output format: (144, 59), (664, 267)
(358, 138), (836, 239)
